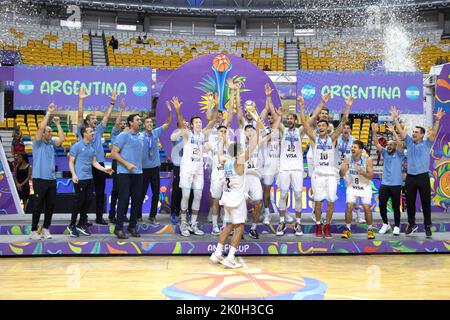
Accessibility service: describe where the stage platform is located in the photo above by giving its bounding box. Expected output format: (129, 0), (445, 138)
(0, 213), (449, 257)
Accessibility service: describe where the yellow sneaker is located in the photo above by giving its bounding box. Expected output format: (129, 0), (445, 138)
(341, 228), (351, 239)
(368, 230), (375, 240)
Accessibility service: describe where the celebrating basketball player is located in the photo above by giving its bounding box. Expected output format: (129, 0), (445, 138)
(275, 98), (305, 237)
(340, 140), (375, 240)
(237, 97), (278, 239)
(204, 82), (237, 235)
(210, 133), (258, 269)
(304, 92), (333, 223)
(259, 83), (283, 225)
(172, 96), (217, 237)
(300, 95), (352, 239)
(335, 122), (365, 224)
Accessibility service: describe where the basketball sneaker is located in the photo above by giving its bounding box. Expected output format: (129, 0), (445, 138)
(191, 222), (205, 236)
(76, 225), (91, 236)
(220, 257), (242, 269)
(425, 226), (432, 238)
(323, 224), (332, 239)
(276, 221), (286, 236)
(41, 228), (52, 240)
(405, 224), (418, 236)
(211, 225), (220, 236)
(294, 223), (303, 236)
(379, 224), (392, 234)
(393, 226), (400, 236)
(67, 225), (79, 238)
(341, 228), (351, 239)
(210, 252), (224, 264)
(249, 228), (259, 239)
(30, 231), (41, 241)
(180, 221), (191, 237)
(367, 229), (376, 240)
(315, 224), (323, 238)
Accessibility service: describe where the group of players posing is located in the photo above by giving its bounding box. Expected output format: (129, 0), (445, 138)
(167, 80), (384, 268)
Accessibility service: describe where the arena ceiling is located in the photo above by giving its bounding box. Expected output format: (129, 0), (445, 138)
(31, 0), (450, 16)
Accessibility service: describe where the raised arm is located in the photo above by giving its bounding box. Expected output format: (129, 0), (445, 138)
(298, 95), (316, 142)
(218, 136), (227, 164)
(36, 103), (55, 142)
(77, 87), (89, 126)
(224, 81), (236, 127)
(331, 96), (353, 143)
(390, 106), (406, 139)
(162, 101), (172, 130)
(236, 83), (244, 128)
(114, 98), (125, 129)
(306, 91), (330, 127)
(371, 123), (383, 153)
(428, 107), (445, 142)
(171, 96), (185, 129)
(203, 102), (218, 135)
(205, 92), (214, 121)
(386, 123), (404, 153)
(101, 90), (117, 127)
(52, 116), (66, 147)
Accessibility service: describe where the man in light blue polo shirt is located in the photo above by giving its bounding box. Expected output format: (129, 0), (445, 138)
(139, 101), (172, 225)
(108, 99), (127, 223)
(111, 113), (144, 239)
(77, 87), (117, 225)
(30, 103), (66, 241)
(68, 126), (113, 237)
(392, 106), (445, 238)
(372, 123), (405, 236)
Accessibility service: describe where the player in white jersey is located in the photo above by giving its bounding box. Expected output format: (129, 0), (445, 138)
(340, 140), (375, 240)
(259, 84), (284, 225)
(210, 132), (258, 269)
(205, 84), (236, 223)
(336, 123), (366, 224)
(275, 111), (305, 236)
(300, 95), (352, 239)
(205, 125), (229, 235)
(171, 96), (217, 237)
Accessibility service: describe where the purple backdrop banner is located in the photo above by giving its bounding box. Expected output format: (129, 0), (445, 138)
(430, 63), (450, 210)
(0, 66), (13, 81)
(155, 54), (281, 213)
(156, 54), (281, 156)
(297, 71), (423, 114)
(13, 65), (152, 111)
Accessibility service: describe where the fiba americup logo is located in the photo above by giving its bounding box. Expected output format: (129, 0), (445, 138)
(405, 86), (420, 100)
(18, 80), (34, 95)
(301, 85), (316, 100)
(132, 81), (148, 96)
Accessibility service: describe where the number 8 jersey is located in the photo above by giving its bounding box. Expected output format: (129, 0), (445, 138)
(344, 155), (371, 195)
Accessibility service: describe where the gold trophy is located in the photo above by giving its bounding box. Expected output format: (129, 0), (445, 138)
(245, 100), (260, 121)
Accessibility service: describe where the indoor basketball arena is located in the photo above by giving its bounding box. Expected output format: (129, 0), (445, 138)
(0, 0), (449, 302)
